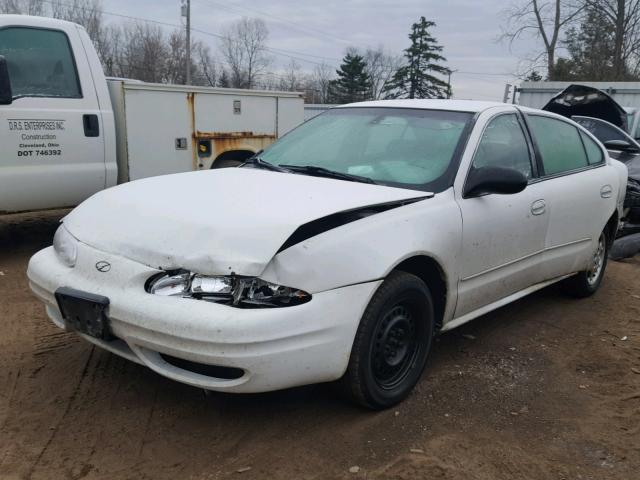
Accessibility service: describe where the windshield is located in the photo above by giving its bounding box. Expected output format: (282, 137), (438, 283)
(260, 107), (474, 192)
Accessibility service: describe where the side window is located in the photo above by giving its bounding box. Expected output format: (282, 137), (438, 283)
(0, 27), (81, 99)
(528, 116), (588, 175)
(579, 131), (604, 165)
(472, 114), (533, 178)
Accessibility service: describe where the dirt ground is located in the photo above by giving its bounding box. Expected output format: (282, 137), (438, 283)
(1, 210), (639, 480)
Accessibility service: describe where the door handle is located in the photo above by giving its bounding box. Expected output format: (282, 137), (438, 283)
(600, 184), (613, 198)
(83, 114), (100, 137)
(531, 199), (546, 216)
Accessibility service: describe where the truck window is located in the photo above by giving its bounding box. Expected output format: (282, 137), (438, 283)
(0, 27), (81, 99)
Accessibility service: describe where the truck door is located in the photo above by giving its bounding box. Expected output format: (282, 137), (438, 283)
(0, 20), (105, 213)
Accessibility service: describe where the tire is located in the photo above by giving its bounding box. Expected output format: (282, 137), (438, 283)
(341, 271), (435, 410)
(211, 159), (243, 169)
(562, 230), (609, 298)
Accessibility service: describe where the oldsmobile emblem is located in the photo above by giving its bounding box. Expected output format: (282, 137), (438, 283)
(95, 261), (111, 273)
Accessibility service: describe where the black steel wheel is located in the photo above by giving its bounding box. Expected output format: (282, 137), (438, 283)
(371, 304), (422, 390)
(342, 271), (434, 409)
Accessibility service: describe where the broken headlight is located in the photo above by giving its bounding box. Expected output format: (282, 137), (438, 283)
(147, 271), (311, 308)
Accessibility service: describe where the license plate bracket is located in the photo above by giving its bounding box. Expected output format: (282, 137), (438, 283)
(55, 287), (112, 340)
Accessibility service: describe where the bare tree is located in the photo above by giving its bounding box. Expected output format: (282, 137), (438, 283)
(309, 62), (334, 103)
(165, 30), (188, 84)
(220, 17), (272, 89)
(99, 24), (122, 77)
(195, 43), (217, 87)
(117, 22), (167, 83)
(501, 0), (583, 79)
(154, 29), (218, 86)
(278, 59), (303, 91)
(0, 0), (45, 15)
(364, 46), (403, 99)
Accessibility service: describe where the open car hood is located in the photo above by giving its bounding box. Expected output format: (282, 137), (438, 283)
(542, 84), (628, 131)
(63, 168), (430, 276)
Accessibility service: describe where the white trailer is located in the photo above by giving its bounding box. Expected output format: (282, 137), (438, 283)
(0, 15), (304, 214)
(513, 81), (640, 140)
(108, 80), (303, 184)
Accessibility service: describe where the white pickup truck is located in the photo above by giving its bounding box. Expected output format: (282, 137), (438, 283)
(0, 15), (304, 214)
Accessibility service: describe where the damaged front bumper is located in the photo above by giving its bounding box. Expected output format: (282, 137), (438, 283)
(27, 243), (380, 393)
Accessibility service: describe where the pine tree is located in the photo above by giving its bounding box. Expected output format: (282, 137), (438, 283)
(327, 53), (373, 103)
(383, 17), (450, 99)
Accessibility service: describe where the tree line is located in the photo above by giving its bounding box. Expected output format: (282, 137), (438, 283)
(502, 0), (640, 81)
(0, 1), (452, 102)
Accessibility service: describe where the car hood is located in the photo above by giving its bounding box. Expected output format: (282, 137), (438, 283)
(542, 84), (628, 131)
(63, 168), (431, 276)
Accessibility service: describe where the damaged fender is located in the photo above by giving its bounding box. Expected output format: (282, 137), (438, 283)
(261, 189), (462, 320)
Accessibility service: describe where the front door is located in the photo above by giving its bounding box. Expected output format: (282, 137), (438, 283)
(0, 20), (105, 213)
(455, 112), (548, 317)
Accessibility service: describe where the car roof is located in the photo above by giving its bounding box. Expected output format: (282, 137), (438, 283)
(336, 99), (509, 113)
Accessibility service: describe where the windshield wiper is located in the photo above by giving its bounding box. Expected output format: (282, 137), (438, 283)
(281, 165), (377, 184)
(242, 155), (291, 173)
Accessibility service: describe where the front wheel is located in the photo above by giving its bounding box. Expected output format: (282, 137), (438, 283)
(563, 230), (609, 297)
(341, 271), (434, 409)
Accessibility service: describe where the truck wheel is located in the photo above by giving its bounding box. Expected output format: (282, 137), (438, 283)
(563, 230), (609, 298)
(342, 271), (434, 410)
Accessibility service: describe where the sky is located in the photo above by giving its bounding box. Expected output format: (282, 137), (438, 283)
(100, 0), (538, 101)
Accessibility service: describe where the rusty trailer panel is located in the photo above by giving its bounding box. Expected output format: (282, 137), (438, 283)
(107, 80), (304, 181)
(194, 131), (277, 169)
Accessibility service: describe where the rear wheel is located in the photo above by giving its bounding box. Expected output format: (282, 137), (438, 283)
(342, 271), (434, 409)
(563, 230), (608, 297)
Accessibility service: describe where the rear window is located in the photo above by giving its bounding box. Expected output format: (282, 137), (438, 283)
(528, 115), (588, 175)
(0, 27), (81, 99)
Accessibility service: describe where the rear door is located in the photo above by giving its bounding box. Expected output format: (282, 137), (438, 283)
(524, 113), (616, 279)
(0, 19), (105, 213)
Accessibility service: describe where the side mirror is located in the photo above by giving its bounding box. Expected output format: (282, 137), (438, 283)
(464, 166), (528, 198)
(0, 56), (12, 105)
(603, 139), (639, 153)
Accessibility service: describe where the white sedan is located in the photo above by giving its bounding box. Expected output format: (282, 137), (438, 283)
(28, 100), (627, 409)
